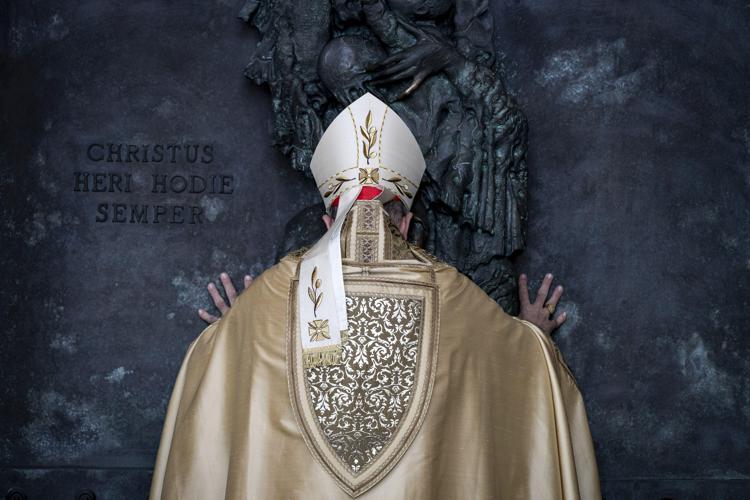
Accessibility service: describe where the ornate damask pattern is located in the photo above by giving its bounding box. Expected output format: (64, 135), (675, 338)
(355, 202), (379, 263)
(384, 216), (415, 260)
(357, 203), (377, 232)
(304, 294), (423, 473)
(357, 236), (376, 263)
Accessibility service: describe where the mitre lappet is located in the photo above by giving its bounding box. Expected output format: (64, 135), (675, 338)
(298, 92), (426, 368)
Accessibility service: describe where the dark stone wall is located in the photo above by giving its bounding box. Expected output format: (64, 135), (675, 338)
(1, 1), (748, 499)
(499, 2), (750, 498)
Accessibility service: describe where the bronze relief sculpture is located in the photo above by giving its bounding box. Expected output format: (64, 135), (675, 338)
(240, 0), (529, 313)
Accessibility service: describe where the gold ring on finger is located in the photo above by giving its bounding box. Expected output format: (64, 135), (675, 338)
(544, 302), (556, 315)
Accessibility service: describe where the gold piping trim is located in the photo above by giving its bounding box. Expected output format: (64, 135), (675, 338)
(347, 107), (359, 171)
(317, 165), (418, 190)
(377, 107), (388, 170)
(316, 164), (358, 189)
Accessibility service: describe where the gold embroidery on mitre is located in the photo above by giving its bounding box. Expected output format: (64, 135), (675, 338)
(359, 110), (378, 164)
(324, 175), (355, 199)
(358, 167), (380, 185)
(383, 175), (413, 199)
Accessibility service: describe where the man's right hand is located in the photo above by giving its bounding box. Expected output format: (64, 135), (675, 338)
(198, 272), (254, 324)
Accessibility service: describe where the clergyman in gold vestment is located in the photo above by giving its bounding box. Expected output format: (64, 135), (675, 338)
(149, 93), (601, 499)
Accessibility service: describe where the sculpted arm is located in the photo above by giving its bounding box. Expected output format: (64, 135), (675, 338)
(360, 1), (505, 102)
(359, 0), (415, 48)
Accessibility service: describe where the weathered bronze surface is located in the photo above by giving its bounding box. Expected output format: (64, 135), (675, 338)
(240, 0), (529, 312)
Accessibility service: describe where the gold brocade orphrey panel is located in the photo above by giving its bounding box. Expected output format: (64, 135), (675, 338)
(304, 294), (423, 473)
(288, 277), (439, 497)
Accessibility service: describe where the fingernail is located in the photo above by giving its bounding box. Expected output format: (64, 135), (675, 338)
(546, 273), (553, 279)
(208, 283), (214, 289)
(221, 272), (228, 278)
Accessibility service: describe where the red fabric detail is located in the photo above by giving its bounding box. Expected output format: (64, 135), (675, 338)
(331, 186), (384, 207)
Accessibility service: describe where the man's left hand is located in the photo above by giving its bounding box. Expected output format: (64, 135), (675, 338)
(198, 272), (253, 324)
(518, 272), (567, 336)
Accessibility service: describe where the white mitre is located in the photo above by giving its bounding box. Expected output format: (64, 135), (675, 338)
(312, 92), (425, 211)
(297, 92), (426, 368)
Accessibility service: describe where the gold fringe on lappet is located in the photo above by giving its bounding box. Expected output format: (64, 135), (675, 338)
(303, 330), (349, 369)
